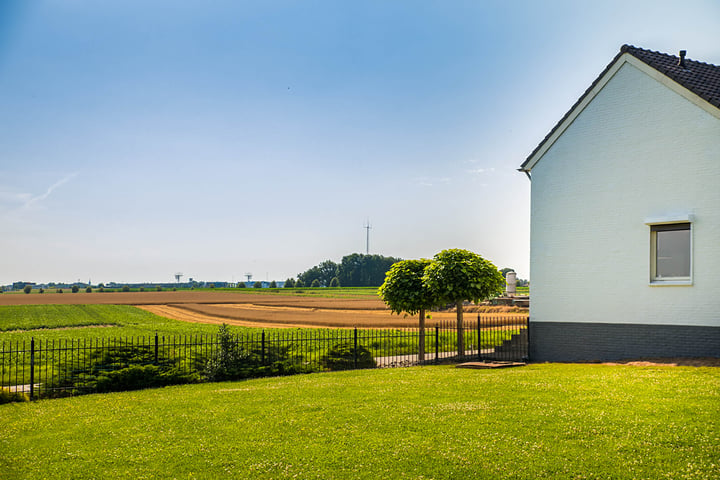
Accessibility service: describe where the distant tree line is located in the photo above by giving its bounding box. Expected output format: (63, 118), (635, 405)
(294, 253), (402, 287)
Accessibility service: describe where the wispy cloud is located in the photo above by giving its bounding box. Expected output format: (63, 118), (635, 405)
(0, 173), (79, 211)
(413, 176), (451, 187)
(23, 172), (78, 208)
(468, 167), (496, 175)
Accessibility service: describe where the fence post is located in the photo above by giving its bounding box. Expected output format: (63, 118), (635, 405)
(154, 333), (159, 364)
(261, 330), (266, 365)
(435, 325), (439, 364)
(477, 314), (482, 362)
(29, 337), (35, 401)
(353, 328), (358, 369)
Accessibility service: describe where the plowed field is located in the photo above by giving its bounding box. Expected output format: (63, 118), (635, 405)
(0, 291), (527, 329)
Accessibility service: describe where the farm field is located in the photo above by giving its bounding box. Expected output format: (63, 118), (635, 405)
(2, 364), (719, 479)
(0, 290), (528, 330)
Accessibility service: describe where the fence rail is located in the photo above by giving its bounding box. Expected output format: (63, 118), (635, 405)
(1, 315), (528, 399)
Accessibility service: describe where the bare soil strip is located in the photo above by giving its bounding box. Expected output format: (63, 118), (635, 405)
(138, 303), (528, 329)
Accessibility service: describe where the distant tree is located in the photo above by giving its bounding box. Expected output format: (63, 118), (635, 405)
(253, 281), (262, 288)
(39, 288), (44, 294)
(294, 279), (304, 288)
(237, 282), (246, 288)
(338, 253), (402, 287)
(209, 283), (215, 289)
(85, 287), (92, 293)
(269, 280), (277, 288)
(329, 277), (340, 288)
(122, 285), (130, 292)
(99, 287), (104, 292)
(284, 278), (295, 288)
(71, 285), (79, 293)
(156, 286), (163, 291)
(57, 289), (63, 293)
(378, 259), (435, 361)
(23, 285), (31, 294)
(500, 267), (515, 277)
(423, 249), (504, 356)
(310, 279), (320, 288)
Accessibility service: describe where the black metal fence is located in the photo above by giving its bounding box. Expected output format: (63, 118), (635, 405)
(1, 315), (528, 399)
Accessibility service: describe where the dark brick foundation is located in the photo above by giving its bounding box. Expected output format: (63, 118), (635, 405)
(529, 322), (720, 362)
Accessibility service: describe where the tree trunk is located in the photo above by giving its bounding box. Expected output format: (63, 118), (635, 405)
(418, 308), (426, 362)
(456, 300), (464, 358)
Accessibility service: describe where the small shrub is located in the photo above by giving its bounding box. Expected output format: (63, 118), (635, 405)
(329, 277), (340, 287)
(122, 285), (130, 292)
(209, 284), (215, 289)
(172, 287), (176, 291)
(86, 287), (92, 293)
(237, 283), (246, 289)
(156, 286), (162, 292)
(57, 289), (63, 294)
(71, 285), (79, 293)
(23, 285), (32, 294)
(253, 281), (262, 289)
(269, 280), (277, 288)
(99, 287), (105, 292)
(310, 279), (320, 288)
(39, 288), (44, 294)
(321, 343), (375, 371)
(0, 388), (29, 404)
(294, 279), (304, 288)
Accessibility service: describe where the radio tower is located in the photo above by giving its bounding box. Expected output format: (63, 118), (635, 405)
(364, 219), (371, 254)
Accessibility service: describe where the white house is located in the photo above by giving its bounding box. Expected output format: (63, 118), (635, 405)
(520, 45), (720, 361)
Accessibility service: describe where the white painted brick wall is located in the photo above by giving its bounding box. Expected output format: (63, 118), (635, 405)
(530, 62), (720, 327)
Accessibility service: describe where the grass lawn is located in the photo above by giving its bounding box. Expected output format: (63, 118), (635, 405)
(2, 364), (718, 479)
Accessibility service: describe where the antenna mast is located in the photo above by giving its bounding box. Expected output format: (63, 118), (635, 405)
(364, 219), (372, 254)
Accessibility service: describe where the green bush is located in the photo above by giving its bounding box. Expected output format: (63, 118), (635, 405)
(156, 286), (162, 292)
(310, 279), (320, 288)
(71, 285), (79, 293)
(253, 281), (262, 289)
(0, 388), (29, 404)
(99, 287), (105, 292)
(122, 286), (130, 292)
(284, 278), (295, 288)
(85, 287), (92, 293)
(23, 285), (32, 294)
(329, 277), (340, 287)
(237, 282), (246, 288)
(294, 279), (304, 288)
(269, 281), (277, 288)
(39, 288), (44, 294)
(321, 342), (375, 371)
(56, 289), (63, 294)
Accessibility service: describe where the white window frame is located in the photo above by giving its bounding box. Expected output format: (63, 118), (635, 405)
(645, 214), (693, 286)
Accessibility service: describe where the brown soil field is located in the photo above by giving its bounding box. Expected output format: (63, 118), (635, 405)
(0, 291), (528, 329)
(137, 303), (527, 329)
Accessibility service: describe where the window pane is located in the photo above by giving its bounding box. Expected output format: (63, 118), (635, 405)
(655, 227), (690, 278)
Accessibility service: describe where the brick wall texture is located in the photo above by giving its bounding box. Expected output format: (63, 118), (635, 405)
(530, 322), (720, 362)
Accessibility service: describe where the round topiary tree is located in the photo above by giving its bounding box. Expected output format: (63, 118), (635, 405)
(85, 286), (92, 293)
(253, 281), (262, 289)
(294, 278), (304, 288)
(269, 280), (277, 288)
(378, 259), (436, 361)
(23, 285), (32, 294)
(71, 285), (79, 293)
(423, 249), (505, 357)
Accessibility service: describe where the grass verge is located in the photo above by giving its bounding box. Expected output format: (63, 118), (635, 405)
(1, 364), (718, 479)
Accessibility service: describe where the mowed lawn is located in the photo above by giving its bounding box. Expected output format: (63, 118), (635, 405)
(2, 364), (719, 479)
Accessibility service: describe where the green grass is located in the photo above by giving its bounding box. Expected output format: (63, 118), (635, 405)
(0, 305), (230, 343)
(2, 364), (718, 479)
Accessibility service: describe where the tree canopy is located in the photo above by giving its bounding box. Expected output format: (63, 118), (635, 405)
(298, 253), (402, 287)
(378, 259), (435, 316)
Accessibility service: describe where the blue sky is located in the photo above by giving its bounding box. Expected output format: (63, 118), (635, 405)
(1, 0), (719, 285)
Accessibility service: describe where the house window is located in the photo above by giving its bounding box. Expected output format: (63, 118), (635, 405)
(650, 222), (691, 283)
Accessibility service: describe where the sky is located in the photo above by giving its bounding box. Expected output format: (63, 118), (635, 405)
(1, 0), (719, 286)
